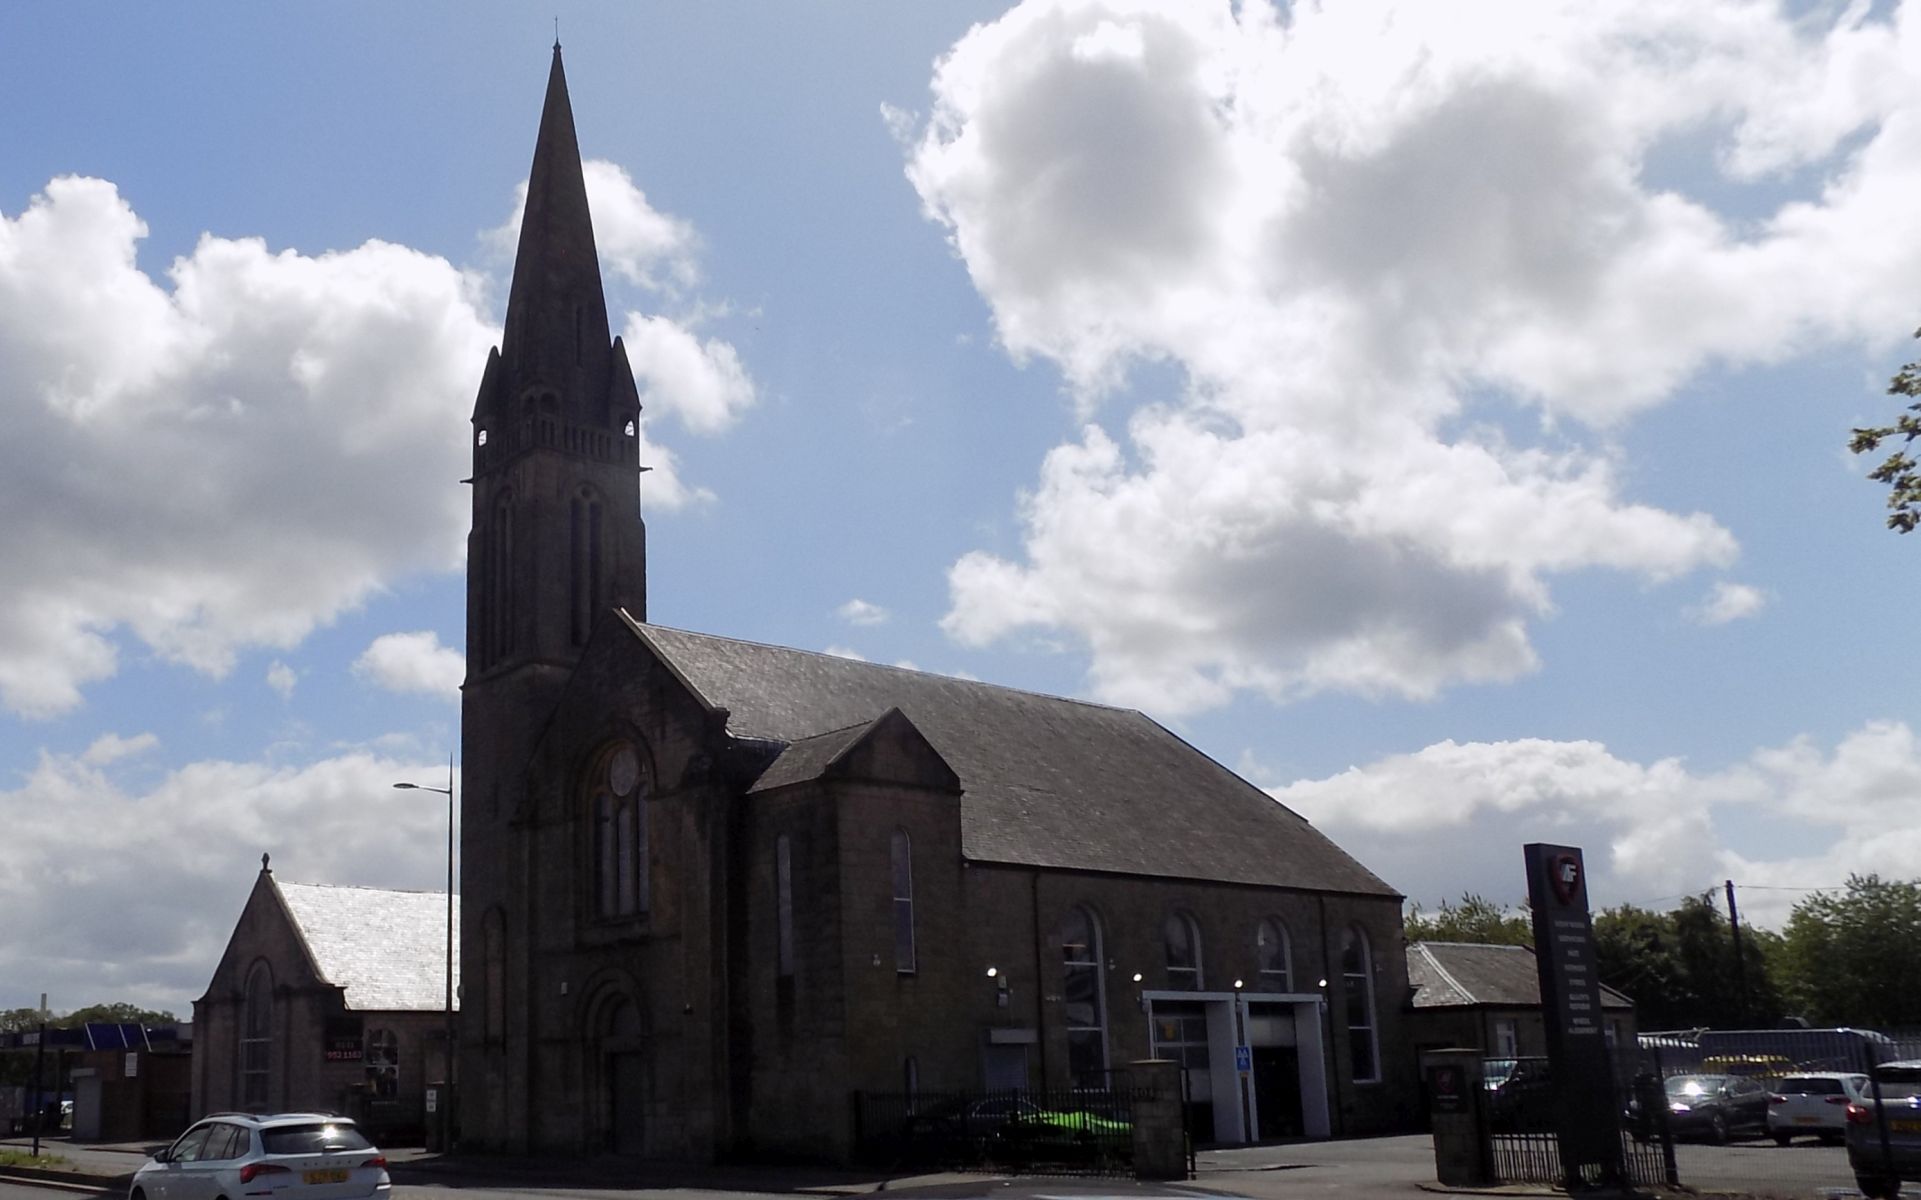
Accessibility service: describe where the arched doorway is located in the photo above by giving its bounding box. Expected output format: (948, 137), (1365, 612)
(596, 996), (646, 1154)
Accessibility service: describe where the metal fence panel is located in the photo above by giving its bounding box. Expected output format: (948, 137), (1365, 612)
(851, 1084), (1153, 1178)
(1481, 1052), (1673, 1189)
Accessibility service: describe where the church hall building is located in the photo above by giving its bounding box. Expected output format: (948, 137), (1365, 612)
(459, 46), (1414, 1161)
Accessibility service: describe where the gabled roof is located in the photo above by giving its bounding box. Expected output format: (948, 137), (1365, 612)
(275, 881), (460, 1013)
(747, 721), (876, 794)
(1408, 941), (1633, 1010)
(631, 620), (1397, 897)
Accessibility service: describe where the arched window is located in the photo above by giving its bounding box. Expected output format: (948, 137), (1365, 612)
(483, 909), (506, 1043)
(1164, 912), (1202, 990)
(569, 485), (605, 646)
(589, 741), (649, 919)
(891, 830), (915, 974)
(364, 1028), (399, 1099)
(240, 962), (273, 1110)
(775, 834), (795, 979)
(1342, 926), (1380, 1083)
(1257, 918), (1292, 992)
(1061, 906), (1108, 1083)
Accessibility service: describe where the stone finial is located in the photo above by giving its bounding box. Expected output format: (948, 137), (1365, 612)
(261, 852), (272, 873)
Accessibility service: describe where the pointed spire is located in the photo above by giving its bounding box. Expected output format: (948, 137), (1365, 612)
(493, 43), (614, 422)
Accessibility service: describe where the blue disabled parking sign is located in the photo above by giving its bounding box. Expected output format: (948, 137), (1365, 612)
(1234, 1045), (1252, 1073)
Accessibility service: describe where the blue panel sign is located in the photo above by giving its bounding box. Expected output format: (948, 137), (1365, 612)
(1234, 1045), (1252, 1073)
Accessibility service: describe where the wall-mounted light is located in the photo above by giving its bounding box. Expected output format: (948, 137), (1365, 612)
(986, 966), (999, 978)
(1131, 972), (1143, 983)
(1317, 978), (1328, 988)
(1234, 979), (1245, 990)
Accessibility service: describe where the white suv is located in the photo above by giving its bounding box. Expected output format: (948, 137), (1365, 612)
(130, 1113), (390, 1200)
(1768, 1072), (1870, 1145)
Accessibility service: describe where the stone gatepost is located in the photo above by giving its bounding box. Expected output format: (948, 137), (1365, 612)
(1422, 1048), (1490, 1188)
(1127, 1058), (1188, 1180)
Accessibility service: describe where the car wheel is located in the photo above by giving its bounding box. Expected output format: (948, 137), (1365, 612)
(1818, 1132), (1843, 1146)
(1771, 1131), (1791, 1146)
(1708, 1112), (1729, 1144)
(1855, 1175), (1899, 1200)
(131, 1191), (146, 1200)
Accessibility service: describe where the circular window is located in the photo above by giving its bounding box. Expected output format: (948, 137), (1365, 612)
(608, 746), (639, 796)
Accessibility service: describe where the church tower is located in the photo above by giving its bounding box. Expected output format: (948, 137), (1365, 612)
(463, 42), (648, 794)
(459, 46), (650, 1146)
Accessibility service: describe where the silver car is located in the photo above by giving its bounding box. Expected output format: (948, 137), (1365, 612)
(1847, 1061), (1921, 1200)
(1769, 1071), (1870, 1145)
(130, 1113), (390, 1200)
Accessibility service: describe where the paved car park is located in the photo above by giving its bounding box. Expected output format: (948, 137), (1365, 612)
(0, 1130), (1894, 1200)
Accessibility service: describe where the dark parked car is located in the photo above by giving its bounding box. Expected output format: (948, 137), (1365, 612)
(897, 1095), (1043, 1162)
(1847, 1060), (1921, 1199)
(1658, 1073), (1772, 1142)
(1486, 1057), (1553, 1132)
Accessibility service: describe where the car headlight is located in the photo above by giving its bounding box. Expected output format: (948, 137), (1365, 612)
(1670, 1103), (1691, 1113)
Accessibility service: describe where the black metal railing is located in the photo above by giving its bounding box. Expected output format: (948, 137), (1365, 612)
(851, 1084), (1149, 1177)
(1480, 1053), (1674, 1189)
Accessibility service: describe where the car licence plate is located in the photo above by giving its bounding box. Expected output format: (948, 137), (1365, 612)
(1794, 1116), (1821, 1125)
(303, 1168), (349, 1184)
(1890, 1118), (1921, 1134)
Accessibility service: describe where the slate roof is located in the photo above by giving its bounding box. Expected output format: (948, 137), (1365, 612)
(1407, 941), (1632, 1010)
(631, 620), (1397, 897)
(746, 720), (877, 794)
(276, 881), (460, 1013)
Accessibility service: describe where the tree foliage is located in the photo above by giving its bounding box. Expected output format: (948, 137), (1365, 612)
(1404, 893), (1533, 947)
(1593, 895), (1783, 1030)
(0, 1002), (177, 1034)
(1778, 874), (1921, 1028)
(1849, 329), (1921, 531)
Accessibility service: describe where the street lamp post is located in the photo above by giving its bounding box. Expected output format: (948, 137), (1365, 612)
(394, 755), (455, 1151)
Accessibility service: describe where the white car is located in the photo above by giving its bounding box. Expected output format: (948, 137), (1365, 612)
(130, 1113), (390, 1200)
(1768, 1072), (1870, 1145)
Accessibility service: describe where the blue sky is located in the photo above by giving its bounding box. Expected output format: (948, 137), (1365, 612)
(5, 0), (1921, 1015)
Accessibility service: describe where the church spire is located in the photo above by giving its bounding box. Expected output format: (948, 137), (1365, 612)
(465, 46), (647, 690)
(491, 43), (616, 423)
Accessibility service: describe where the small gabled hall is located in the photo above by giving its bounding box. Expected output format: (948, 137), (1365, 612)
(192, 862), (458, 1144)
(458, 45), (1415, 1162)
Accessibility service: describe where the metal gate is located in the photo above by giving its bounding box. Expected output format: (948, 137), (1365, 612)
(1481, 1053), (1675, 1189)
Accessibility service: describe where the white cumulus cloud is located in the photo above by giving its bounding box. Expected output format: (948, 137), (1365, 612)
(81, 732), (158, 766)
(266, 661), (298, 699)
(353, 631), (464, 699)
(908, 0), (1921, 714)
(0, 176), (493, 718)
(1271, 719), (1921, 927)
(838, 598), (891, 627)
(1691, 581), (1768, 625)
(620, 313), (757, 434)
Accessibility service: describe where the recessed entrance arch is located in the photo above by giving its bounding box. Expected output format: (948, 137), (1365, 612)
(587, 990), (647, 1154)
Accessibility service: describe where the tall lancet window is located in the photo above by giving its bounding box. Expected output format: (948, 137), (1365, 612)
(570, 485), (604, 646)
(240, 961), (273, 1110)
(484, 491), (515, 666)
(589, 740), (649, 920)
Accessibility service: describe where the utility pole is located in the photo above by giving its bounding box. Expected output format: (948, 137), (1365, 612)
(28, 994), (46, 1158)
(1725, 880), (1749, 1025)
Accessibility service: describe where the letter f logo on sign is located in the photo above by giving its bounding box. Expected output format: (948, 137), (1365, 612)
(1551, 854), (1581, 905)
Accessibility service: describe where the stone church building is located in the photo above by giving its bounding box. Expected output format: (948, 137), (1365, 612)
(459, 47), (1414, 1162)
